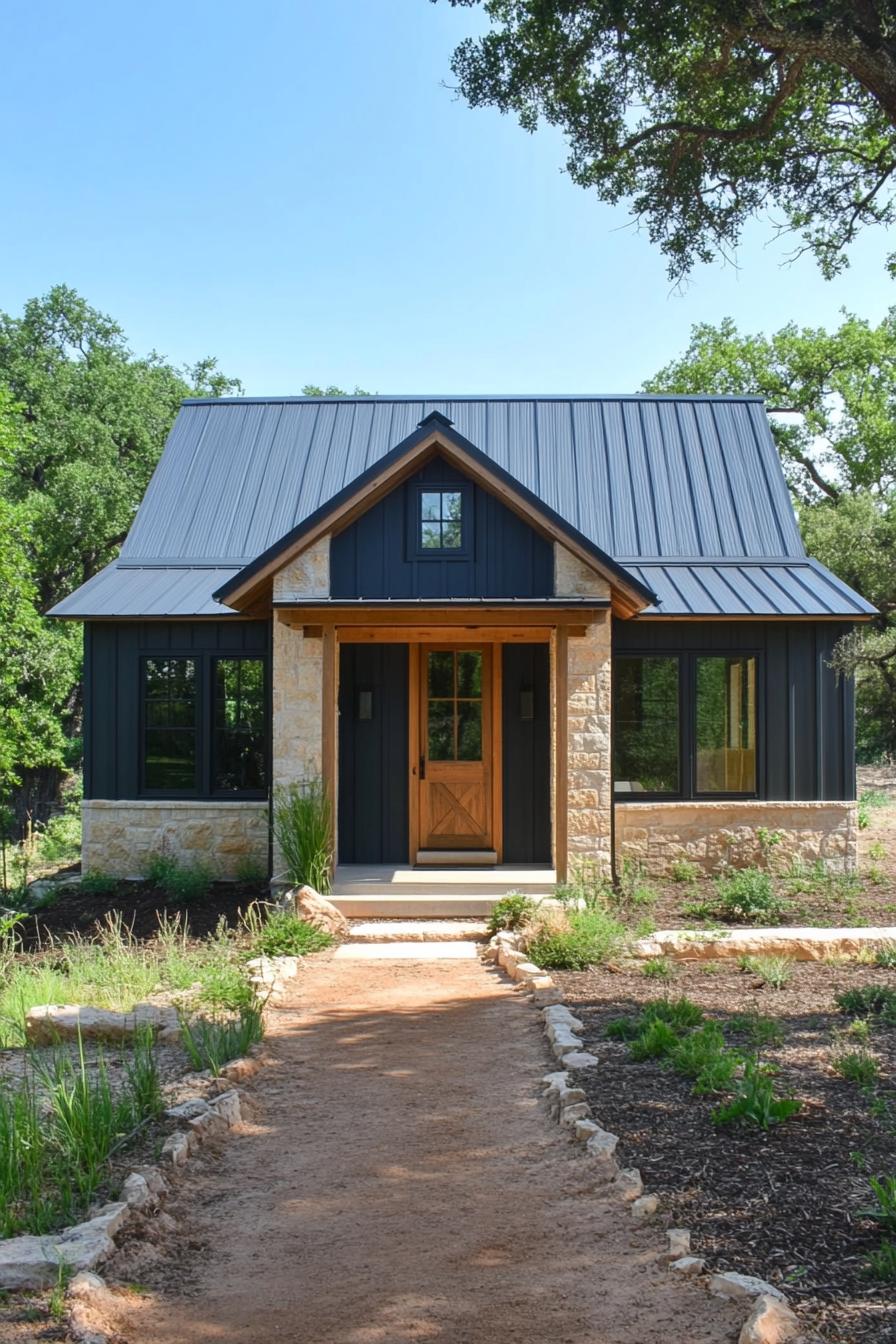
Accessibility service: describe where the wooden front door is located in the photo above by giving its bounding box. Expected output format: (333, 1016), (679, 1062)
(417, 645), (494, 855)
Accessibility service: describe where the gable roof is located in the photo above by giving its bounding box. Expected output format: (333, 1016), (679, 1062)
(48, 394), (876, 620)
(213, 411), (655, 616)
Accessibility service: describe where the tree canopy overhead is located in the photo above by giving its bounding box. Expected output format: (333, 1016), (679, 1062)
(647, 309), (896, 759)
(439, 1), (896, 279)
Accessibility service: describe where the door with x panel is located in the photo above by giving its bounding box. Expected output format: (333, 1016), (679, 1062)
(418, 646), (493, 854)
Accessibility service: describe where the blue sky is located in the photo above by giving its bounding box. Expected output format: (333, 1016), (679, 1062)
(2, 0), (894, 396)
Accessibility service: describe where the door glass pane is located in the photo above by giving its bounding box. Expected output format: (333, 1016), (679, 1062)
(457, 701), (482, 760)
(456, 650), (482, 697)
(428, 700), (454, 759)
(613, 656), (679, 794)
(428, 651), (454, 698)
(696, 656), (756, 793)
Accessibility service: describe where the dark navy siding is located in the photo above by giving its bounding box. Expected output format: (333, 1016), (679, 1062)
(84, 620), (270, 800)
(502, 645), (552, 863)
(337, 644), (409, 863)
(613, 620), (856, 801)
(330, 456), (554, 600)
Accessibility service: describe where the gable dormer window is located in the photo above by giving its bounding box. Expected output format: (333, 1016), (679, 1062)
(416, 485), (470, 556)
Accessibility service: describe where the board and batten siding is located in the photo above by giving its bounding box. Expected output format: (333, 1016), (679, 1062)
(329, 456), (554, 600)
(337, 643), (410, 864)
(612, 620), (856, 801)
(83, 620), (271, 800)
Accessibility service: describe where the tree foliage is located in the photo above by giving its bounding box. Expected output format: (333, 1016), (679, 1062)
(440, 1), (896, 279)
(0, 288), (240, 811)
(646, 310), (896, 758)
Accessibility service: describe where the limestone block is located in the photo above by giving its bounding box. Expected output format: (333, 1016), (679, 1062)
(614, 1167), (643, 1202)
(664, 1228), (691, 1261)
(670, 1256), (706, 1277)
(563, 1050), (600, 1069)
(27, 1003), (179, 1046)
(710, 1272), (787, 1303)
(739, 1295), (800, 1344)
(631, 1193), (659, 1220)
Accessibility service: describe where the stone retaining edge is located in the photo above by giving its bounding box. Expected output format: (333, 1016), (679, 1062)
(484, 930), (806, 1344)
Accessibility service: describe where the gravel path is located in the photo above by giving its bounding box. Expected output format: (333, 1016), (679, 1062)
(105, 951), (742, 1344)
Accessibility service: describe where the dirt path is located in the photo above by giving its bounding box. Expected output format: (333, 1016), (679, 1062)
(106, 952), (742, 1344)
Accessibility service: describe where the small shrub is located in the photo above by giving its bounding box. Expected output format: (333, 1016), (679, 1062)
(273, 779), (333, 894)
(863, 1175), (896, 1232)
(868, 1240), (896, 1282)
(630, 1017), (679, 1060)
(642, 956), (673, 980)
(246, 904), (334, 958)
(836, 985), (896, 1019)
(730, 1013), (784, 1048)
(876, 943), (896, 970)
(644, 996), (704, 1031)
(143, 853), (212, 903)
(832, 1047), (879, 1087)
(869, 840), (887, 862)
(713, 1060), (802, 1130)
(487, 892), (536, 935)
(670, 859), (701, 884)
(78, 870), (119, 897)
(681, 899), (717, 921)
(179, 1005), (265, 1076)
(526, 906), (626, 971)
(714, 868), (786, 924)
(740, 954), (793, 989)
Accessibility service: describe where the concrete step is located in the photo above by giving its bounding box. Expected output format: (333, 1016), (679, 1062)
(331, 865), (556, 900)
(348, 919), (489, 943)
(332, 895), (505, 919)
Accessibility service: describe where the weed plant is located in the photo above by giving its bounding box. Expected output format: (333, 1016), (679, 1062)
(143, 853), (212, 903)
(739, 954), (793, 989)
(713, 1060), (802, 1129)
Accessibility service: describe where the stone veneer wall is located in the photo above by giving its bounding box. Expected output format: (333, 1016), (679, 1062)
(565, 616), (613, 878)
(273, 537), (330, 602)
(554, 543), (613, 878)
(615, 800), (858, 875)
(82, 800), (270, 880)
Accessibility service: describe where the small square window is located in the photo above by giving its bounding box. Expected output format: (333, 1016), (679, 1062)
(417, 487), (465, 552)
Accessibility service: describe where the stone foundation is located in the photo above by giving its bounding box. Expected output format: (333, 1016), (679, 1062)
(82, 800), (270, 880)
(614, 800), (858, 875)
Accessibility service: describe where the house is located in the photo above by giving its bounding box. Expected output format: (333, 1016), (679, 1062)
(50, 395), (875, 898)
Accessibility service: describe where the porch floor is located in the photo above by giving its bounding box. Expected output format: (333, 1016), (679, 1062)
(330, 864), (556, 918)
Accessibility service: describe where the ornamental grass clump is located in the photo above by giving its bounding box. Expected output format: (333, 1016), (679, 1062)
(179, 1004), (265, 1077)
(273, 779), (334, 894)
(525, 904), (626, 971)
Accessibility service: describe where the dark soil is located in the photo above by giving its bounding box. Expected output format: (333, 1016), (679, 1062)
(18, 878), (270, 948)
(554, 959), (896, 1344)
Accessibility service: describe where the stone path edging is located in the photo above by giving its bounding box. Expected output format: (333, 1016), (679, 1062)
(484, 928), (804, 1344)
(633, 925), (896, 962)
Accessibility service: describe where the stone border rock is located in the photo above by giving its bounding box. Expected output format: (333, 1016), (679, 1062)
(632, 925), (896, 962)
(484, 928), (804, 1344)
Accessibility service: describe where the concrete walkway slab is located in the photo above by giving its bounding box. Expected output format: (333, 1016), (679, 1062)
(334, 939), (480, 959)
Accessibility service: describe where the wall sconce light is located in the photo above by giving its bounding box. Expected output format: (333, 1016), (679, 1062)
(519, 689), (534, 721)
(358, 689), (373, 721)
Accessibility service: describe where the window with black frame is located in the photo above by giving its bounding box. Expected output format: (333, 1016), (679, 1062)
(613, 656), (680, 795)
(696, 655), (757, 794)
(143, 658), (197, 791)
(213, 658), (267, 792)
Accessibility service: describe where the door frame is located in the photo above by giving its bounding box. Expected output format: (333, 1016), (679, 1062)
(409, 641), (503, 864)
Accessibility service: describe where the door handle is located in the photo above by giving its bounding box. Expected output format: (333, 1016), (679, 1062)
(419, 755), (426, 780)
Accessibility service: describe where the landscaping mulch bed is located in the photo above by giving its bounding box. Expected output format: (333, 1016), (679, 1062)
(638, 872), (896, 934)
(554, 960), (896, 1344)
(18, 878), (270, 948)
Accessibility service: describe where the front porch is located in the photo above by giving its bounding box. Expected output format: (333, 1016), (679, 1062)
(329, 863), (557, 918)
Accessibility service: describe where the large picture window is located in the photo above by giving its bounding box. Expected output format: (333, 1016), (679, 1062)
(613, 656), (680, 794)
(213, 658), (267, 791)
(696, 656), (757, 794)
(143, 658), (197, 791)
(141, 653), (268, 796)
(613, 651), (759, 799)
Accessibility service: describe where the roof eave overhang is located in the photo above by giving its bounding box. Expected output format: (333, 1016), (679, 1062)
(213, 417), (656, 618)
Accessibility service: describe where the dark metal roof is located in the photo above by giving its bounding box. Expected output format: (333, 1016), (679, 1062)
(48, 395), (872, 620)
